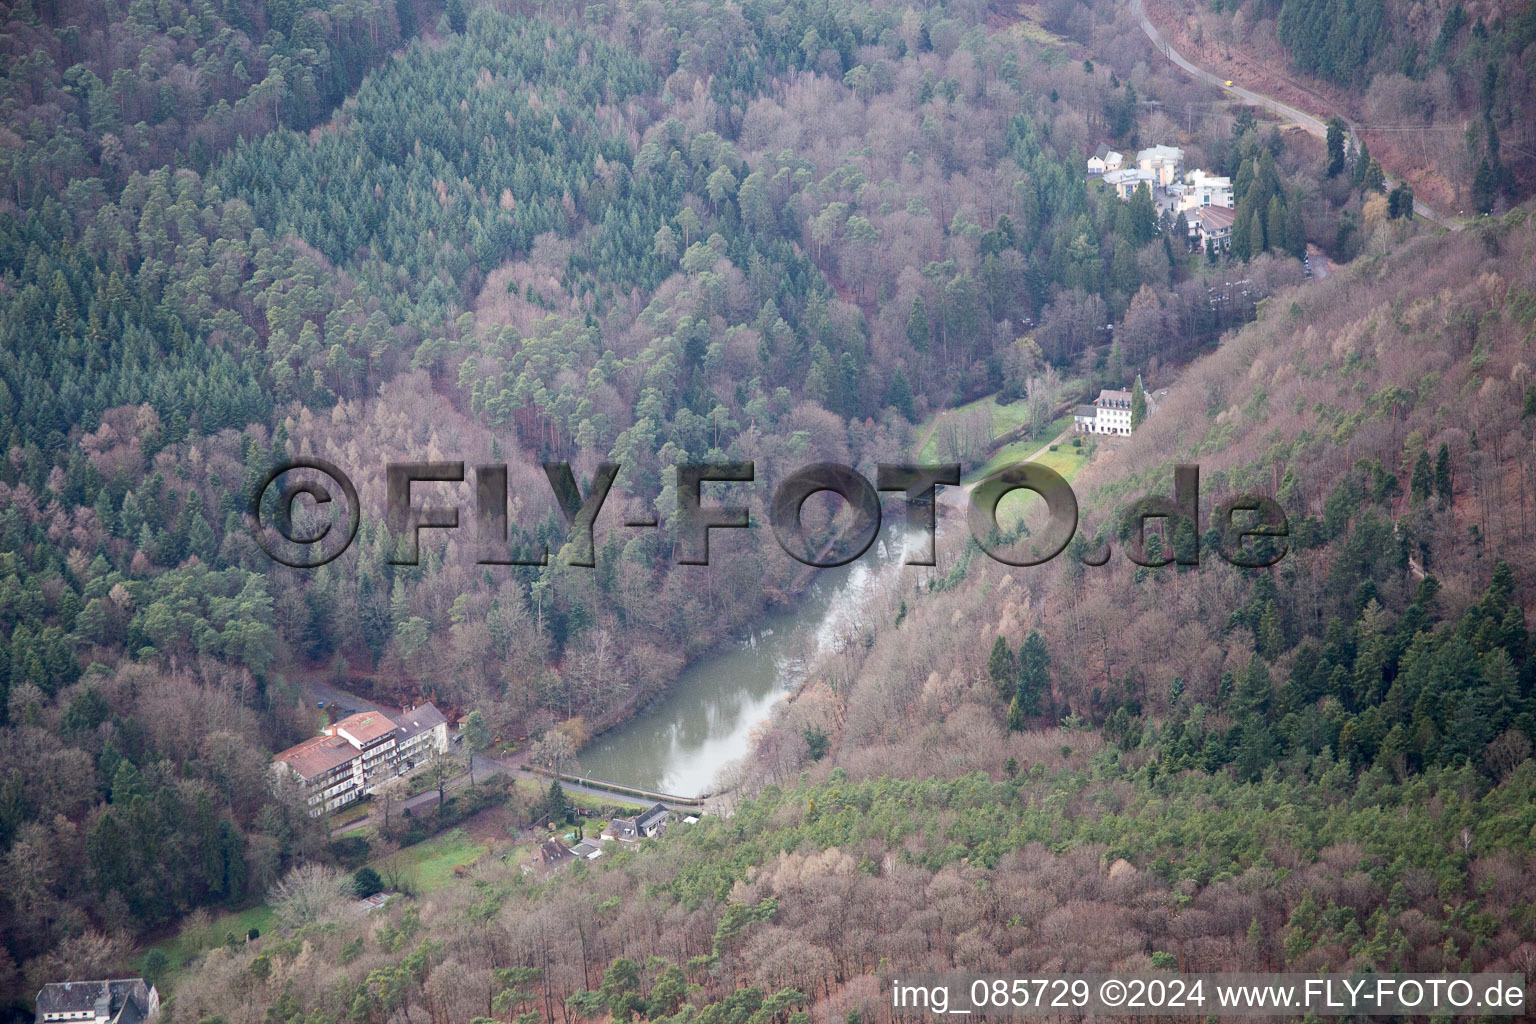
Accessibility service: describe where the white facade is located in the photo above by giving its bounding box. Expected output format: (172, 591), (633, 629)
(1179, 169), (1233, 212)
(1137, 145), (1184, 186)
(1104, 167), (1156, 199)
(1087, 149), (1124, 175)
(275, 703), (452, 817)
(1075, 380), (1157, 436)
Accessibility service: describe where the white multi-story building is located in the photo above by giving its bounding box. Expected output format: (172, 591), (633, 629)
(1074, 378), (1159, 436)
(1179, 168), (1234, 212)
(1137, 144), (1185, 186)
(274, 704), (451, 816)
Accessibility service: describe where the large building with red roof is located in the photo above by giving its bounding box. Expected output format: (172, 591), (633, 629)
(273, 703), (450, 815)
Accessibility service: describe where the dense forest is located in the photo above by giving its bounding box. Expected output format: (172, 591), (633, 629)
(1135, 0), (1536, 210)
(3, 0), (1536, 1018)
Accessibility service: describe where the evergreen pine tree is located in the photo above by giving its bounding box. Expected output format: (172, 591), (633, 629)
(1434, 443), (1452, 499)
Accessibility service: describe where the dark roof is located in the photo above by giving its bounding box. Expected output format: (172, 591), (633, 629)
(1074, 405), (1098, 418)
(1093, 143), (1111, 160)
(36, 979), (154, 1021)
(540, 839), (574, 861)
(394, 702), (447, 744)
(637, 803), (669, 827)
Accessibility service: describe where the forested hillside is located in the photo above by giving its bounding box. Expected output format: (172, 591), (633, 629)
(157, 202), (1536, 1024)
(1125, 0), (1536, 210)
(4, 0), (1535, 1015)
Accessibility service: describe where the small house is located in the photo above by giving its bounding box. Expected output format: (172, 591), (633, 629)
(636, 803), (670, 838)
(602, 817), (638, 842)
(1087, 144), (1124, 176)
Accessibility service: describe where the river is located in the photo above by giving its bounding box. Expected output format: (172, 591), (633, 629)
(578, 530), (919, 797)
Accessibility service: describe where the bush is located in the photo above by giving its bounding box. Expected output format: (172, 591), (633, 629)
(1049, 444), (1059, 451)
(353, 866), (384, 898)
(142, 948), (169, 985)
(1071, 437), (1082, 447)
(247, 927), (260, 941)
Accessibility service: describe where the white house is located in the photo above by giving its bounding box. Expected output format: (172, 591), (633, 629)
(1103, 167), (1156, 199)
(636, 803), (670, 837)
(35, 979), (158, 1024)
(1137, 144), (1184, 186)
(1179, 169), (1233, 212)
(1074, 378), (1158, 436)
(1087, 144), (1124, 176)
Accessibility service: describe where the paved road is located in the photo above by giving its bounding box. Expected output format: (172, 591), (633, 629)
(1128, 0), (1458, 230)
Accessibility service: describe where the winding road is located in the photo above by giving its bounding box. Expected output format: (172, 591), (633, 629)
(1127, 0), (1459, 229)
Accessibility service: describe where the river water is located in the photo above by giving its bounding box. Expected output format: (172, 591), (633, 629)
(578, 531), (918, 797)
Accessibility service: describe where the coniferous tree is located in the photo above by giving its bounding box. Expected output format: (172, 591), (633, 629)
(1325, 118), (1347, 177)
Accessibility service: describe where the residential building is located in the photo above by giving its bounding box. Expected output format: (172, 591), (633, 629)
(394, 703), (450, 772)
(603, 816), (639, 842)
(1072, 403), (1100, 433)
(570, 841), (603, 860)
(1103, 167), (1156, 199)
(636, 803), (670, 838)
(1086, 144), (1124, 175)
(1179, 169), (1233, 212)
(35, 979), (158, 1024)
(273, 702), (452, 816)
(1136, 144), (1184, 186)
(1192, 205), (1237, 252)
(1074, 377), (1158, 436)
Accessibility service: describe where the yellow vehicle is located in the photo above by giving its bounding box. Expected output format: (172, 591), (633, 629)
(1224, 79), (1234, 87)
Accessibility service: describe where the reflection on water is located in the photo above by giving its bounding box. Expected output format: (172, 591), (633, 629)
(579, 531), (918, 797)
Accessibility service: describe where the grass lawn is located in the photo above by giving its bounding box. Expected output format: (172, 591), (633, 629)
(1031, 441), (1092, 483)
(328, 801), (371, 830)
(915, 393), (1037, 462)
(567, 788), (646, 816)
(964, 414), (1075, 483)
(517, 776), (647, 817)
(134, 902), (275, 990)
(384, 828), (489, 892)
(137, 823), (492, 994)
(990, 440), (1096, 528)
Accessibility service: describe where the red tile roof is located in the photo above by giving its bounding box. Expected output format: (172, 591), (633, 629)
(331, 711), (397, 746)
(275, 734), (357, 780)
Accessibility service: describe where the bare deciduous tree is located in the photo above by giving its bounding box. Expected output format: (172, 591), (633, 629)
(267, 863), (356, 932)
